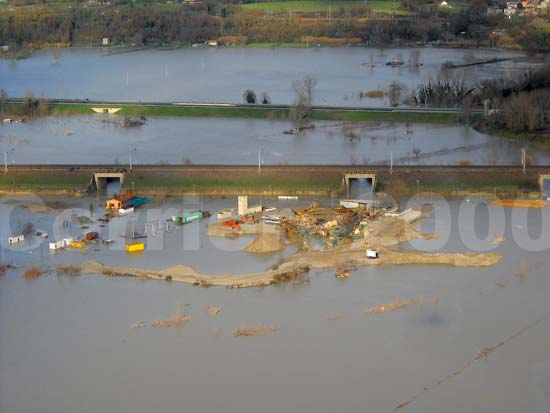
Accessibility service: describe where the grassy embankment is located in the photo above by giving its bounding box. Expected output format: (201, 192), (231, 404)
(378, 175), (537, 199)
(242, 0), (412, 14)
(0, 173), (341, 195)
(0, 175), (89, 192)
(127, 176), (341, 195)
(46, 103), (457, 123)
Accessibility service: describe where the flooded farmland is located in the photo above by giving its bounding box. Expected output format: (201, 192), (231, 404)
(2, 115), (550, 165)
(0, 47), (537, 106)
(0, 195), (549, 413)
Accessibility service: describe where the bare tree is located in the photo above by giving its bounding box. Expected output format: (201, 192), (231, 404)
(51, 49), (61, 65)
(386, 81), (404, 107)
(292, 76), (317, 105)
(38, 92), (48, 117)
(289, 93), (310, 133)
(260, 92), (271, 105)
(410, 49), (421, 68)
(0, 89), (7, 114)
(290, 76), (317, 133)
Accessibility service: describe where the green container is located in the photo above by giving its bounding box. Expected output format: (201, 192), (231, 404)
(182, 211), (203, 224)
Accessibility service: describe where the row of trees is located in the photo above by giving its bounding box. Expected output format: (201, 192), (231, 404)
(491, 90), (550, 133)
(0, 91), (48, 117)
(4, 0), (544, 50)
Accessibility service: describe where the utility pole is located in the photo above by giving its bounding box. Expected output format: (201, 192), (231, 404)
(4, 151), (7, 174)
(390, 151), (393, 175)
(258, 148), (263, 173)
(129, 148), (137, 172)
(329, 4), (332, 21)
(416, 180), (420, 200)
(521, 148), (526, 175)
(165, 63), (168, 81)
(132, 181), (135, 194)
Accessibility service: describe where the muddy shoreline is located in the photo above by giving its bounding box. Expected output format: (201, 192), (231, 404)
(79, 246), (502, 288)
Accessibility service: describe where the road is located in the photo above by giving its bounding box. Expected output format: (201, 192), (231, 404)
(4, 164), (548, 172)
(3, 97), (483, 114)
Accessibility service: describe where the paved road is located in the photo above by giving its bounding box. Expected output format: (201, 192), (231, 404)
(4, 98), (483, 114)
(5, 164), (548, 173)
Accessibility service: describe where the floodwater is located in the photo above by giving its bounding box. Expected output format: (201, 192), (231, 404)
(1, 195), (550, 413)
(2, 115), (549, 165)
(0, 47), (536, 106)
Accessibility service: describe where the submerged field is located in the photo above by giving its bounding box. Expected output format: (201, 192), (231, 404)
(1, 196), (550, 413)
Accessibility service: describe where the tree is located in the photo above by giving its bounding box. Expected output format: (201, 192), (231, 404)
(243, 89), (256, 104)
(290, 76), (317, 133)
(0, 89), (7, 115)
(386, 81), (404, 107)
(292, 76), (317, 105)
(260, 92), (271, 104)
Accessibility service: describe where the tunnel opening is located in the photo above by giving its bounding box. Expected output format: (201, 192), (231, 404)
(348, 177), (374, 199)
(344, 173), (376, 199)
(93, 172), (125, 195)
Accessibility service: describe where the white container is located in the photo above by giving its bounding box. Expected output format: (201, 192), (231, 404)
(366, 249), (379, 259)
(119, 207), (134, 215)
(8, 234), (24, 244)
(216, 209), (233, 220)
(49, 241), (65, 250)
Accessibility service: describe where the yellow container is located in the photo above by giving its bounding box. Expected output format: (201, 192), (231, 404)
(126, 242), (145, 253)
(69, 241), (85, 249)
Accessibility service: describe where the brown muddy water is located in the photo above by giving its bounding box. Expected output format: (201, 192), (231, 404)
(1, 195), (549, 413)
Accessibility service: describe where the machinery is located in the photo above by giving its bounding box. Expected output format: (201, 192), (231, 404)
(222, 220), (241, 232)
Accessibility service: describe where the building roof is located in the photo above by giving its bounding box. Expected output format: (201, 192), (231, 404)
(108, 194), (135, 203)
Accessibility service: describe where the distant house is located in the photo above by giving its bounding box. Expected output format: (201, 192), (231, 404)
(1, 45), (8, 52)
(439, 0), (451, 8)
(102, 37), (110, 46)
(487, 5), (504, 14)
(106, 194), (134, 210)
(207, 39), (218, 47)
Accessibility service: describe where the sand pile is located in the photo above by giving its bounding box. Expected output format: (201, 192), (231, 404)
(245, 233), (284, 254)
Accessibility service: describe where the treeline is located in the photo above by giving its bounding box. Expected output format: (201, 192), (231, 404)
(0, 91), (48, 117)
(0, 0), (517, 50)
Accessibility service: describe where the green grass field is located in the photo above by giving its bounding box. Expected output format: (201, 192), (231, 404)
(247, 42), (308, 48)
(44, 103), (456, 123)
(0, 175), (88, 191)
(243, 0), (412, 14)
(130, 176), (341, 193)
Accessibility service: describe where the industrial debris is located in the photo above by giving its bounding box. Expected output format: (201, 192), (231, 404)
(233, 324), (280, 337)
(132, 315), (192, 329)
(364, 300), (418, 314)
